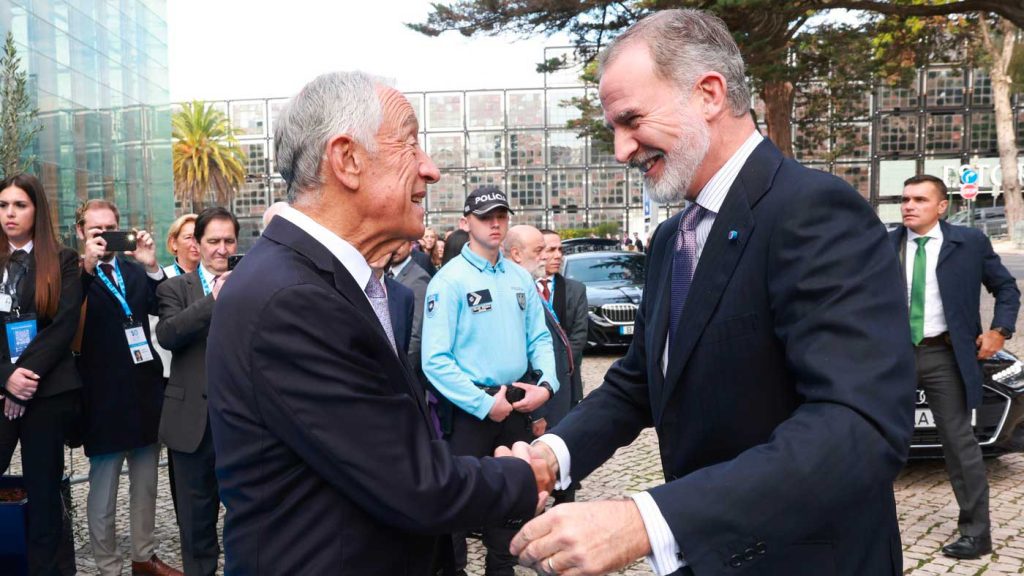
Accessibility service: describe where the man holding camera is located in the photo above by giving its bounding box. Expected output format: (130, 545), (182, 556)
(156, 206), (238, 575)
(76, 199), (181, 576)
(421, 186), (558, 576)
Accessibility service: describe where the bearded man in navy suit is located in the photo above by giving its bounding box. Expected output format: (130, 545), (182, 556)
(513, 9), (916, 576)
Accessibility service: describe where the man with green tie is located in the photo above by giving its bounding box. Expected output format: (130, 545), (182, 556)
(891, 174), (1020, 560)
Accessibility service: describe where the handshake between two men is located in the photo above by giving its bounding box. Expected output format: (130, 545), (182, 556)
(494, 441), (654, 576)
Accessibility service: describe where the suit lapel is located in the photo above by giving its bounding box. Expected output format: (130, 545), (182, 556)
(936, 220), (961, 269)
(94, 257), (132, 313)
(647, 215), (677, 406)
(18, 252), (36, 311)
(890, 227), (908, 292)
(553, 273), (568, 327)
(184, 271), (204, 304)
(262, 218), (433, 428)
(660, 140), (780, 405)
(935, 220), (963, 306)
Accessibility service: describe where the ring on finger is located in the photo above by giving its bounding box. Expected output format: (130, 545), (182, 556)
(546, 557), (557, 575)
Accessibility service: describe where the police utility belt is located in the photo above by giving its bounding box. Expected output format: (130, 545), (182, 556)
(474, 369), (545, 404)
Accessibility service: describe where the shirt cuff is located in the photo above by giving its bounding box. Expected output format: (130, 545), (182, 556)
(630, 492), (685, 576)
(147, 268), (166, 281)
(534, 433), (572, 490)
(470, 391), (495, 421)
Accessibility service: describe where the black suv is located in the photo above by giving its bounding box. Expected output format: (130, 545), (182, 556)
(562, 250), (645, 348)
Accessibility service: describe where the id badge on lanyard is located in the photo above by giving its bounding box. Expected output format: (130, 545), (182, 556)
(97, 261), (154, 365)
(6, 313), (37, 364)
(124, 322), (153, 365)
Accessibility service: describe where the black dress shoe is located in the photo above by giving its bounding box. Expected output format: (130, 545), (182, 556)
(941, 535), (993, 559)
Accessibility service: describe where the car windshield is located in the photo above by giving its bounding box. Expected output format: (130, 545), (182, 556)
(565, 254), (646, 284)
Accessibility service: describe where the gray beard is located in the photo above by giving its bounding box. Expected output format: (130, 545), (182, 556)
(645, 114), (711, 204)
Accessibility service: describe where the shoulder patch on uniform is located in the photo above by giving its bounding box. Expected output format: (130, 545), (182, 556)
(426, 293), (439, 317)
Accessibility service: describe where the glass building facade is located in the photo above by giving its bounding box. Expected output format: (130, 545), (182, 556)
(202, 49), (1024, 245)
(0, 0), (172, 254)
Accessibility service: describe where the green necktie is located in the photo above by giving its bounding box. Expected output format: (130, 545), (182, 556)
(909, 236), (930, 344)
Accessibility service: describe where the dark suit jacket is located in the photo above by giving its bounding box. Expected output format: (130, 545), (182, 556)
(394, 258), (431, 364)
(889, 220), (1020, 408)
(0, 248), (82, 401)
(78, 258), (164, 457)
(531, 305), (573, 426)
(387, 276), (414, 355)
(551, 139), (916, 575)
(410, 248), (437, 278)
(156, 270), (215, 453)
(551, 273), (587, 405)
(206, 217), (537, 575)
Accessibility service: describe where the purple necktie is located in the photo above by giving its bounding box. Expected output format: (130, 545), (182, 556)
(364, 276), (398, 354)
(670, 203), (707, 338)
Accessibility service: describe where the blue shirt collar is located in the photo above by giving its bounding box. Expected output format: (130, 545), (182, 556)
(461, 243), (505, 273)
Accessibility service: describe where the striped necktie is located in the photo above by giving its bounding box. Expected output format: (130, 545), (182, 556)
(670, 204), (707, 338)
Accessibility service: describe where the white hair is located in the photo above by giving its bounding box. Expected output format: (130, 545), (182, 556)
(274, 71), (383, 202)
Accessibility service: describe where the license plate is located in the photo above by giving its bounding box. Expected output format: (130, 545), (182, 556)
(620, 325), (634, 335)
(914, 408), (977, 429)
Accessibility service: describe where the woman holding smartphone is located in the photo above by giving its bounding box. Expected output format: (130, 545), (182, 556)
(0, 174), (83, 575)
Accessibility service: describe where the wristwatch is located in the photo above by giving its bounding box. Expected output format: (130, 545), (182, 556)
(537, 381), (554, 398)
(994, 326), (1013, 339)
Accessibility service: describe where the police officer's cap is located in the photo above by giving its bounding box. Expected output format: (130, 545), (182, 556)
(463, 186), (515, 216)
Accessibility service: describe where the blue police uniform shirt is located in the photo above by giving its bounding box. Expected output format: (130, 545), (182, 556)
(422, 243), (559, 421)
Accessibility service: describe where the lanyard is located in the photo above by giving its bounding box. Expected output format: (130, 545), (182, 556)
(96, 260), (134, 322)
(198, 269), (213, 296)
(173, 261), (184, 277)
(540, 294), (560, 325)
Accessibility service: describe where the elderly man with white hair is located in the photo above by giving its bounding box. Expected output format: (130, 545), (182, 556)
(206, 71), (552, 575)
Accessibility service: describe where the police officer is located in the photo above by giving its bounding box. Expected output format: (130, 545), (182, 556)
(422, 186), (559, 576)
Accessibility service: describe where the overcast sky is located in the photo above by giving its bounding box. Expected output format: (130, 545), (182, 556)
(167, 0), (574, 102)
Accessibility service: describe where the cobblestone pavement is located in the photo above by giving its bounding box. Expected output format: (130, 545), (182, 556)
(6, 276), (1024, 575)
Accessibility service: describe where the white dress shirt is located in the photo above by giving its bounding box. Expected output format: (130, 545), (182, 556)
(539, 129), (764, 576)
(278, 205), (374, 305)
(198, 264), (219, 294)
(905, 224), (947, 337)
(536, 275), (554, 301)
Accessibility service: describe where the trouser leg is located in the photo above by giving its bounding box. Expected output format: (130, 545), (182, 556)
(126, 443), (160, 562)
(88, 451), (126, 576)
(482, 412), (533, 576)
(171, 423), (221, 576)
(446, 409), (502, 572)
(0, 400), (20, 473)
(21, 392), (74, 576)
(917, 345), (990, 537)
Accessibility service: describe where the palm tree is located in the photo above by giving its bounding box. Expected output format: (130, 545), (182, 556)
(172, 101), (246, 210)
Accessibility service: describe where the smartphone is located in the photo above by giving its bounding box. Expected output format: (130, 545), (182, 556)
(98, 230), (137, 252)
(227, 254), (245, 271)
